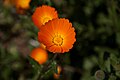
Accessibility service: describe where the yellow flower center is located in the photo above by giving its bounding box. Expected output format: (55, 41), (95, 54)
(42, 16), (52, 25)
(53, 35), (63, 46)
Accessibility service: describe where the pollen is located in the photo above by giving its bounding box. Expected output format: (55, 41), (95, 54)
(52, 35), (63, 46)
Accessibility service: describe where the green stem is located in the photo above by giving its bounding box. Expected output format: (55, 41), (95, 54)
(37, 54), (58, 80)
(107, 0), (119, 31)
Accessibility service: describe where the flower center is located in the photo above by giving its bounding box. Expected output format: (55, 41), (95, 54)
(42, 17), (51, 25)
(53, 35), (63, 46)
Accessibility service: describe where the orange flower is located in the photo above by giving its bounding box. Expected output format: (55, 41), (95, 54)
(32, 5), (58, 29)
(54, 66), (62, 79)
(15, 0), (31, 14)
(30, 47), (48, 64)
(38, 18), (76, 53)
(15, 0), (31, 9)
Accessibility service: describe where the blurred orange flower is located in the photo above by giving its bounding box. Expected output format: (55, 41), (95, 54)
(38, 18), (76, 53)
(30, 47), (48, 64)
(32, 5), (58, 29)
(54, 66), (62, 79)
(3, 0), (14, 7)
(15, 0), (31, 14)
(15, 0), (31, 9)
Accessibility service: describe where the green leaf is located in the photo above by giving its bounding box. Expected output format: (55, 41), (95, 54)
(98, 52), (105, 70)
(115, 71), (120, 78)
(105, 58), (111, 72)
(27, 56), (42, 71)
(40, 61), (57, 79)
(109, 74), (117, 80)
(51, 61), (57, 74)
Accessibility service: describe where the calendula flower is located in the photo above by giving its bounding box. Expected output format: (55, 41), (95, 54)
(32, 5), (58, 29)
(38, 18), (76, 53)
(30, 47), (48, 64)
(15, 0), (31, 14)
(15, 0), (31, 9)
(54, 66), (62, 79)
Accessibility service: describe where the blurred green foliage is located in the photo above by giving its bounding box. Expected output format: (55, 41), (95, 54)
(0, 0), (120, 80)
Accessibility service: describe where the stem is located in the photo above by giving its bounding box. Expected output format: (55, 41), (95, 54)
(37, 54), (58, 80)
(52, 53), (58, 61)
(107, 0), (119, 31)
